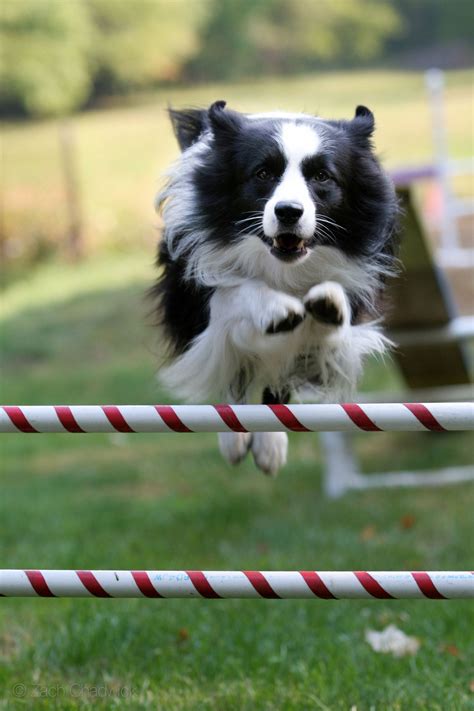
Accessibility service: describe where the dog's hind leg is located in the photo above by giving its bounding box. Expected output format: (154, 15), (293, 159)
(251, 387), (290, 477)
(219, 430), (253, 465)
(218, 385), (253, 466)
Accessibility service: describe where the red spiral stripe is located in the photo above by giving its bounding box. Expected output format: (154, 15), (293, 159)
(300, 571), (336, 599)
(3, 406), (38, 433)
(131, 571), (162, 598)
(341, 404), (381, 431)
(186, 571), (221, 598)
(243, 571), (280, 598)
(354, 571), (394, 599)
(55, 406), (84, 433)
(411, 572), (446, 599)
(403, 403), (446, 432)
(76, 570), (112, 597)
(214, 405), (247, 432)
(102, 406), (135, 433)
(25, 570), (55, 597)
(155, 406), (193, 433)
(267, 405), (310, 432)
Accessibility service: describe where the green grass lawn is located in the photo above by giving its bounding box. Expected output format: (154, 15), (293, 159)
(1, 254), (473, 710)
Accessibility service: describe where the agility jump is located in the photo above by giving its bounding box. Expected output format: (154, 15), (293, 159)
(2, 400), (472, 600)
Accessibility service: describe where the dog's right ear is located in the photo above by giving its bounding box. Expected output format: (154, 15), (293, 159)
(168, 108), (207, 151)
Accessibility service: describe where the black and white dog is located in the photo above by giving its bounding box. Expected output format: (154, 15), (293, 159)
(152, 101), (398, 474)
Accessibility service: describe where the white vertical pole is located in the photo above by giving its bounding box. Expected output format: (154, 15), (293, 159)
(425, 68), (458, 253)
(319, 431), (362, 499)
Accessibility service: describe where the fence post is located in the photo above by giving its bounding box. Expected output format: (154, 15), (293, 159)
(59, 118), (83, 261)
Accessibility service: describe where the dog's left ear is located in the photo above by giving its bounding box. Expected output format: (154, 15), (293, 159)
(208, 100), (242, 141)
(350, 105), (375, 142)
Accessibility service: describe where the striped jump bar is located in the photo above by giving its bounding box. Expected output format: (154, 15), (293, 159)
(1, 570), (473, 599)
(1, 402), (473, 433)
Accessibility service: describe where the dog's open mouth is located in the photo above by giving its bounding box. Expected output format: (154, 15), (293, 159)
(271, 233), (307, 262)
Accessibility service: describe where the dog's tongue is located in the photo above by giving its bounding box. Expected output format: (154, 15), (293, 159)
(275, 234), (304, 252)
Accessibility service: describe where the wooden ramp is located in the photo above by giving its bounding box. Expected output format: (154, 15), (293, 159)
(385, 188), (471, 388)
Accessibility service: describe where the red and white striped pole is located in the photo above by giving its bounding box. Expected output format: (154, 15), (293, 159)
(1, 570), (472, 599)
(1, 402), (472, 434)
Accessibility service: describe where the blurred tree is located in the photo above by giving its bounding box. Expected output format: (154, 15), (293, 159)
(188, 0), (402, 79)
(253, 0), (402, 71)
(0, 0), (208, 113)
(388, 0), (473, 55)
(85, 0), (209, 96)
(186, 0), (259, 80)
(0, 0), (92, 116)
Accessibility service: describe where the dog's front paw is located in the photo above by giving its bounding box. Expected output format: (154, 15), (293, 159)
(251, 432), (288, 476)
(219, 432), (253, 465)
(261, 294), (305, 335)
(304, 282), (349, 327)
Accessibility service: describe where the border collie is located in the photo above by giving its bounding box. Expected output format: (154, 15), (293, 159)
(152, 101), (398, 475)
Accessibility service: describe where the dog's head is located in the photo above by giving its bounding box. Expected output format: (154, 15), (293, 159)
(167, 101), (397, 265)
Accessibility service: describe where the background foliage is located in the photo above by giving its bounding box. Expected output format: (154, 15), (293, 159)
(1, 0), (92, 116)
(189, 0), (401, 79)
(1, 0), (206, 117)
(1, 0), (472, 117)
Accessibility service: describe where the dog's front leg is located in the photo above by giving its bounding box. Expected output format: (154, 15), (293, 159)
(303, 281), (351, 330)
(213, 279), (306, 353)
(302, 281), (388, 400)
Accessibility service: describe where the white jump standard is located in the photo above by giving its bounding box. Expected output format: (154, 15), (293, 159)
(1, 570), (473, 599)
(1, 402), (473, 433)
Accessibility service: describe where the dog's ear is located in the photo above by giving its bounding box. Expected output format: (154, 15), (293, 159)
(208, 100), (242, 141)
(350, 105), (375, 142)
(168, 107), (207, 151)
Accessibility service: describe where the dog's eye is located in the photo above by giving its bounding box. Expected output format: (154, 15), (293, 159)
(255, 167), (273, 181)
(314, 169), (331, 182)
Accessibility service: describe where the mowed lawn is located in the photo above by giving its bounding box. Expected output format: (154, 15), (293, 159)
(1, 254), (473, 710)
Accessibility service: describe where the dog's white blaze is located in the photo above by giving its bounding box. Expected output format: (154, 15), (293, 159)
(263, 122), (321, 239)
(280, 122), (321, 165)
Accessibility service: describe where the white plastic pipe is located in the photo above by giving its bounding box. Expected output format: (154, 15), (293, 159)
(1, 569), (472, 599)
(1, 402), (472, 433)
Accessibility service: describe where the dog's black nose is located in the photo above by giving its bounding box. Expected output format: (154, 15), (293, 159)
(274, 201), (304, 225)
